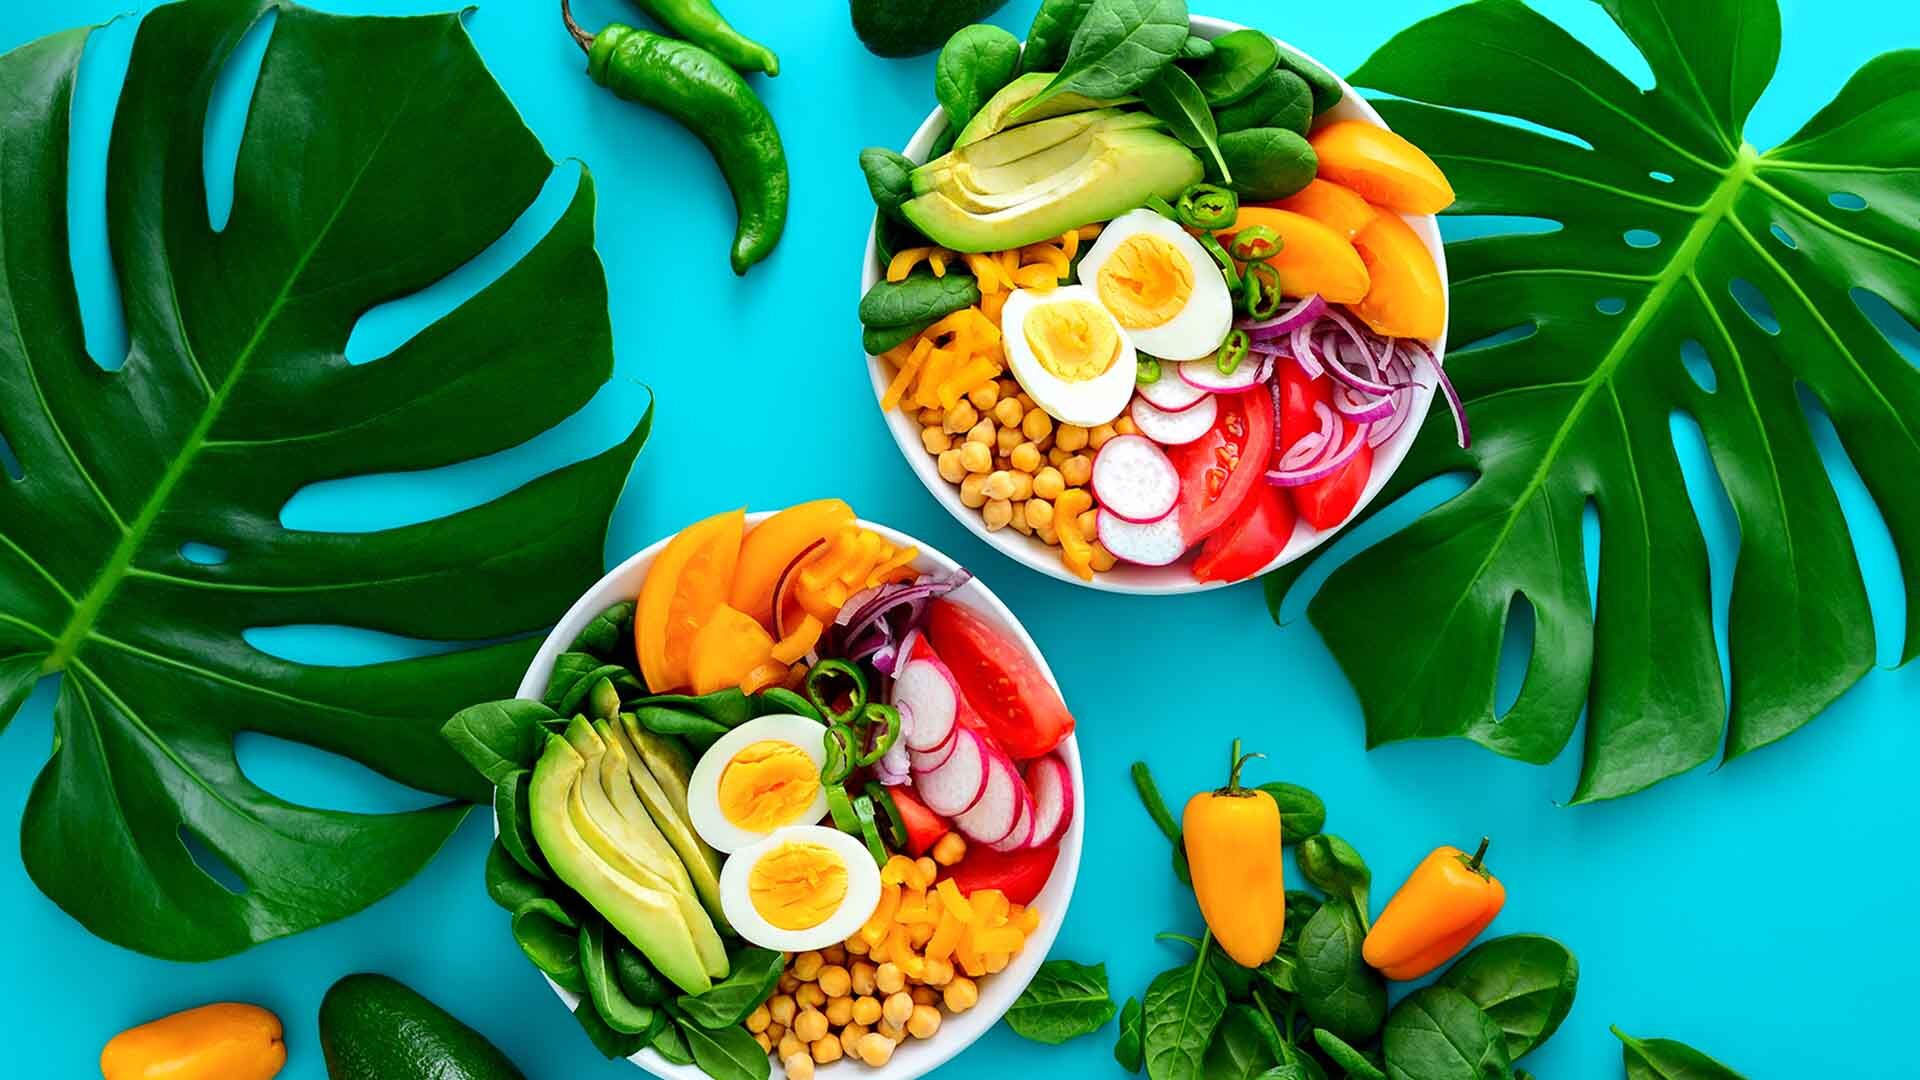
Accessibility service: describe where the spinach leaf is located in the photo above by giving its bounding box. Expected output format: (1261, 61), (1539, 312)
(937, 24), (1024, 131)
(652, 1019), (694, 1066)
(1022, 0), (1097, 73)
(573, 997), (649, 1060)
(1216, 128), (1317, 201)
(570, 601), (637, 662)
(1016, 0), (1189, 119)
(581, 917), (660, 1035)
(1316, 1027), (1388, 1080)
(676, 947), (785, 1029)
(512, 899), (584, 993)
(494, 768), (548, 879)
(1382, 987), (1512, 1080)
(1186, 28), (1277, 106)
(1298, 834), (1371, 931)
(1007, 958), (1117, 1043)
(484, 839), (548, 912)
(443, 699), (558, 783)
(1613, 1027), (1749, 1079)
(865, 322), (927, 355)
(1437, 935), (1578, 1061)
(546, 656), (641, 715)
(1273, 42), (1342, 115)
(860, 147), (917, 221)
(1214, 70), (1313, 137)
(1204, 1004), (1282, 1079)
(1259, 781), (1327, 843)
(1114, 996), (1145, 1072)
(1139, 65), (1231, 181)
(1295, 902), (1385, 1045)
(679, 1018), (772, 1080)
(614, 936), (671, 1006)
(1142, 947), (1227, 1080)
(1179, 34), (1213, 61)
(633, 688), (755, 726)
(1255, 952), (1297, 994)
(1131, 761), (1192, 884)
(859, 271), (982, 329)
(633, 706), (731, 749)
(1284, 890), (1322, 947)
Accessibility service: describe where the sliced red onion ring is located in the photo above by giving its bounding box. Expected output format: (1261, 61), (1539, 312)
(825, 570), (971, 676)
(1405, 339), (1471, 448)
(1267, 421), (1367, 487)
(1321, 310), (1397, 396)
(1238, 294), (1327, 339)
(1333, 384), (1396, 424)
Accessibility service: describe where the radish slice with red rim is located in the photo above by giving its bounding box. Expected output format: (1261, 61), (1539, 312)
(1092, 434), (1181, 523)
(908, 725), (958, 772)
(953, 749), (1023, 844)
(988, 789), (1035, 851)
(891, 658), (958, 751)
(1137, 370), (1210, 412)
(1096, 508), (1188, 567)
(915, 729), (988, 817)
(1179, 356), (1264, 392)
(1128, 394), (1218, 447)
(1024, 755), (1073, 848)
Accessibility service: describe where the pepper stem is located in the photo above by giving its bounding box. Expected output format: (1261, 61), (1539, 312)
(1467, 836), (1490, 872)
(560, 0), (593, 53)
(1223, 738), (1265, 794)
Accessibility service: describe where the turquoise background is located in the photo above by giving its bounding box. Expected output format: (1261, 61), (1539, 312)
(2, 0), (1916, 1076)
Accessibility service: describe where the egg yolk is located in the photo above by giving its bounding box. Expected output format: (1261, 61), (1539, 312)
(1023, 300), (1122, 382)
(718, 741), (819, 832)
(748, 841), (848, 930)
(1096, 233), (1195, 330)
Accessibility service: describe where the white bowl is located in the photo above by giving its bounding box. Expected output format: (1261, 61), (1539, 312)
(510, 512), (1085, 1079)
(862, 14), (1450, 595)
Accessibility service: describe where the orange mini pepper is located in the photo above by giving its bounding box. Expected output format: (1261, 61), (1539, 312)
(101, 1002), (285, 1080)
(1363, 838), (1506, 981)
(1182, 740), (1287, 968)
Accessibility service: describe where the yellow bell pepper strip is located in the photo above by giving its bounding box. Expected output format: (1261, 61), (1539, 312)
(1363, 838), (1507, 981)
(770, 614), (822, 665)
(1181, 739), (1287, 968)
(1054, 489), (1096, 581)
(101, 1002), (285, 1080)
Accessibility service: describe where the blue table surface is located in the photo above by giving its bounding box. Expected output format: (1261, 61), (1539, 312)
(3, 0), (1916, 1076)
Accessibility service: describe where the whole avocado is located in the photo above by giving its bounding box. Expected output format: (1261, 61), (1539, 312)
(320, 974), (525, 1080)
(850, 0), (1010, 58)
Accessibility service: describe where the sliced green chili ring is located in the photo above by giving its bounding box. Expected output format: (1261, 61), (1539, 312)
(1216, 329), (1250, 375)
(1176, 183), (1239, 230)
(851, 795), (890, 866)
(821, 723), (858, 786)
(759, 686), (822, 722)
(1244, 261), (1283, 318)
(1146, 194), (1180, 221)
(852, 702), (902, 767)
(805, 659), (869, 723)
(1137, 357), (1163, 385)
(1228, 224), (1281, 262)
(864, 782), (909, 850)
(1197, 233), (1242, 292)
(825, 783), (859, 834)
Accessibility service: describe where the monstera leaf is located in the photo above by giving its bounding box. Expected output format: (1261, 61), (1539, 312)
(0, 0), (647, 958)
(1268, 0), (1919, 802)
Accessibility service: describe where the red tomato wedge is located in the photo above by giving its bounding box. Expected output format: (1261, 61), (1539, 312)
(885, 785), (950, 856)
(943, 843), (1059, 906)
(924, 600), (1073, 760)
(1275, 362), (1375, 532)
(1167, 386), (1275, 545)
(1193, 485), (1297, 584)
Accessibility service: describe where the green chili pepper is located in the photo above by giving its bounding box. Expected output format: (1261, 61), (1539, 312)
(1146, 194), (1180, 221)
(804, 659), (870, 722)
(852, 702), (902, 767)
(757, 686), (822, 722)
(1244, 262), (1283, 318)
(821, 723), (857, 786)
(865, 782), (909, 850)
(625, 0), (778, 75)
(1197, 233), (1242, 291)
(1137, 357), (1162, 384)
(851, 795), (889, 866)
(825, 783), (859, 834)
(1176, 183), (1239, 230)
(563, 0), (787, 274)
(1229, 224), (1282, 262)
(1216, 329), (1250, 375)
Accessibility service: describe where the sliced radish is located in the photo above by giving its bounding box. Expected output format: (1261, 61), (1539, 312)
(1180, 356), (1264, 392)
(915, 729), (988, 817)
(1137, 371), (1210, 412)
(1097, 509), (1188, 567)
(891, 658), (958, 751)
(1092, 435), (1180, 523)
(1024, 755), (1074, 848)
(1129, 394), (1218, 447)
(988, 790), (1035, 851)
(908, 726), (958, 772)
(952, 751), (1022, 844)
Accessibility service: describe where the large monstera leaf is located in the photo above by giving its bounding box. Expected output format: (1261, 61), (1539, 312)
(0, 0), (647, 958)
(1268, 0), (1920, 802)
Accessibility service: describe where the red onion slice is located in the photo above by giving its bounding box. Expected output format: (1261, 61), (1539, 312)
(1238, 294), (1327, 339)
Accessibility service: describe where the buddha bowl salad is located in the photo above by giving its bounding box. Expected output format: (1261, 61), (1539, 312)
(442, 500), (1078, 1079)
(859, 2), (1467, 585)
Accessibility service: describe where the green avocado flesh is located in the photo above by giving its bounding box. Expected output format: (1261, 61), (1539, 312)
(955, 72), (1133, 147)
(602, 717), (729, 934)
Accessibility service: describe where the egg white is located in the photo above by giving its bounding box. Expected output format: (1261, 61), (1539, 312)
(719, 825), (883, 953)
(1001, 284), (1139, 428)
(686, 714), (830, 853)
(1076, 209), (1233, 362)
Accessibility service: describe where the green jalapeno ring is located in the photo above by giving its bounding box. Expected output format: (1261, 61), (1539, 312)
(1197, 233), (1243, 292)
(852, 703), (902, 767)
(1244, 262), (1284, 319)
(1229, 225), (1282, 262)
(1216, 329), (1250, 375)
(851, 795), (889, 866)
(825, 783), (860, 834)
(1176, 183), (1239, 231)
(1146, 194), (1180, 222)
(1137, 357), (1163, 385)
(865, 783), (909, 850)
(804, 659), (870, 723)
(821, 723), (859, 786)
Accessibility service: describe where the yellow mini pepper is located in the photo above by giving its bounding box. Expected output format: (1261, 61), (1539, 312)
(1182, 740), (1287, 968)
(1363, 838), (1506, 980)
(100, 1002), (285, 1080)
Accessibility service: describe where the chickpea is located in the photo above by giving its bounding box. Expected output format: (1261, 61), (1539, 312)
(936, 448), (966, 483)
(875, 961), (906, 995)
(778, 974), (801, 994)
(967, 381), (999, 410)
(817, 964), (851, 998)
(1076, 509), (1099, 538)
(911, 985), (940, 1006)
(822, 945), (847, 966)
(768, 994), (797, 1027)
(785, 1051), (814, 1080)
(1090, 541), (1119, 572)
(746, 1005), (771, 1034)
(1037, 524), (1060, 546)
(996, 425), (1024, 456)
(1088, 422), (1117, 451)
(1024, 498), (1055, 531)
(845, 935), (869, 956)
(801, 982), (830, 1008)
(1048, 447), (1072, 467)
(882, 991), (915, 1027)
(993, 396), (1024, 428)
(811, 1036), (842, 1065)
(901, 950), (928, 978)
(754, 1033), (772, 1054)
(793, 1007), (829, 1044)
(779, 1034), (805, 1063)
(850, 961), (877, 996)
(982, 498), (1012, 531)
(1032, 466), (1066, 501)
(982, 471), (1016, 501)
(1008, 505), (1033, 535)
(1010, 441), (1042, 472)
(1007, 471), (1034, 501)
(793, 951), (824, 982)
(851, 995), (883, 1026)
(943, 976), (980, 1013)
(1061, 453), (1093, 487)
(877, 1019), (907, 1044)
(914, 856), (938, 885)
(907, 1004), (943, 1039)
(1114, 414), (1139, 436)
(920, 955), (955, 987)
(1022, 408), (1054, 443)
(958, 472), (989, 509)
(856, 1032), (895, 1067)
(959, 441), (993, 476)
(919, 426), (950, 455)
(943, 400), (978, 434)
(767, 1022), (787, 1044)
(1016, 393), (1036, 410)
(918, 407), (943, 426)
(997, 377), (1021, 398)
(840, 1023), (869, 1058)
(1056, 423), (1089, 452)
(825, 995), (853, 1027)
(966, 418), (995, 445)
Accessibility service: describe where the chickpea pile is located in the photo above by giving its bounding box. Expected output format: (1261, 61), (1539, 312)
(916, 378), (1125, 575)
(747, 945), (977, 1078)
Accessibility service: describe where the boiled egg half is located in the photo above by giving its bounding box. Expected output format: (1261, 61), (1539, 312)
(720, 825), (883, 952)
(1001, 284), (1138, 427)
(687, 714), (829, 853)
(1076, 208), (1232, 362)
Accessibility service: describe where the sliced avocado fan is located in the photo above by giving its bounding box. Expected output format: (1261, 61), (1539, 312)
(601, 717), (730, 935)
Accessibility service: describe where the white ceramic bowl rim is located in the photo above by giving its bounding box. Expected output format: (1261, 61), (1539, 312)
(862, 14), (1451, 595)
(508, 513), (1085, 1080)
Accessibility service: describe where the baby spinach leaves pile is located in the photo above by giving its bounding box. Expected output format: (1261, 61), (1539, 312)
(442, 602), (784, 1077)
(1105, 764), (1579, 1080)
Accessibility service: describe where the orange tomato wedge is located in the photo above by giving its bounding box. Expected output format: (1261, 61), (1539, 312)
(730, 499), (855, 629)
(687, 603), (776, 696)
(636, 508), (745, 693)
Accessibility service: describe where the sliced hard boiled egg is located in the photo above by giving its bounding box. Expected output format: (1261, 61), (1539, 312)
(686, 714), (829, 853)
(720, 825), (883, 952)
(1001, 284), (1138, 427)
(1077, 208), (1232, 362)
